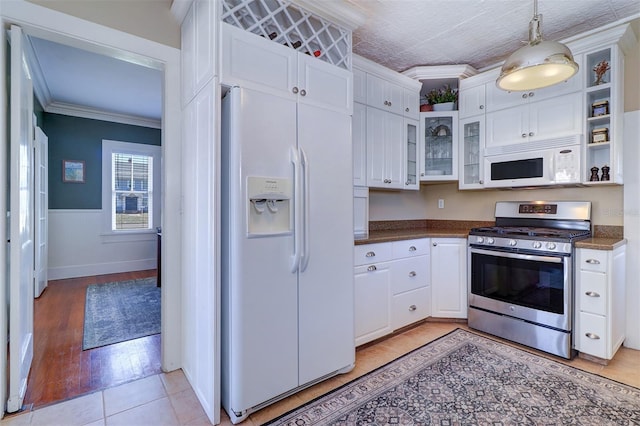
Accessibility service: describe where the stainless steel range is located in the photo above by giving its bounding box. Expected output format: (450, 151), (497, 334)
(468, 201), (591, 359)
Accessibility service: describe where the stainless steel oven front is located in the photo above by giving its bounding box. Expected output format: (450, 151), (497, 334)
(468, 242), (576, 359)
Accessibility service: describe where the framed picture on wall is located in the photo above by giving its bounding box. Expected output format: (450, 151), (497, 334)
(63, 160), (85, 183)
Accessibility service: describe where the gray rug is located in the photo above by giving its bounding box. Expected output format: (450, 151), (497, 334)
(265, 329), (640, 425)
(82, 277), (160, 350)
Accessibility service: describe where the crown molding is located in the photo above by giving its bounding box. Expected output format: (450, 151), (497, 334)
(23, 35), (52, 110)
(353, 54), (422, 89)
(291, 0), (366, 31)
(402, 64), (478, 81)
(45, 102), (161, 129)
(170, 0), (193, 24)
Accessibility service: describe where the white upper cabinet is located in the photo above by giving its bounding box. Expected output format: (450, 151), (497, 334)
(458, 83), (485, 118)
(353, 67), (367, 104)
(221, 23), (352, 115)
(485, 92), (582, 148)
(484, 62), (583, 113)
(366, 107), (404, 189)
(403, 88), (420, 119)
(367, 73), (405, 115)
(353, 102), (367, 186)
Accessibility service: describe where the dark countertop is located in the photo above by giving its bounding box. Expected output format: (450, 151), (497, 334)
(356, 220), (626, 250)
(575, 237), (626, 250)
(354, 220), (491, 245)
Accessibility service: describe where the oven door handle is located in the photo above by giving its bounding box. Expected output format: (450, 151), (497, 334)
(470, 247), (564, 263)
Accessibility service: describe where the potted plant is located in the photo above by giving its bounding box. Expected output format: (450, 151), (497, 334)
(426, 85), (458, 111)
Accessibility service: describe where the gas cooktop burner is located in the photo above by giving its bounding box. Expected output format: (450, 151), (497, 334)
(471, 226), (591, 240)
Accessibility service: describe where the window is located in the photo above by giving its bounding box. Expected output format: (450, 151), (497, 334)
(102, 140), (161, 234)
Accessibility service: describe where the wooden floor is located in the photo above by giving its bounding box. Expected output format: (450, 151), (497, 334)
(24, 270), (162, 409)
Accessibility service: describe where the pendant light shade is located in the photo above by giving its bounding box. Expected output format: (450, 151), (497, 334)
(496, 0), (578, 91)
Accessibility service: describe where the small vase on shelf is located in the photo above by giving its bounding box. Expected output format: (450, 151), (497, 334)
(589, 167), (600, 182)
(601, 165), (610, 181)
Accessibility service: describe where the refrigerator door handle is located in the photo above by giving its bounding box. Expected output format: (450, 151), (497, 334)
(290, 146), (302, 273)
(299, 147), (311, 272)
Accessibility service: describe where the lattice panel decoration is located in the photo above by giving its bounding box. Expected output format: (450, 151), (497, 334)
(221, 0), (352, 70)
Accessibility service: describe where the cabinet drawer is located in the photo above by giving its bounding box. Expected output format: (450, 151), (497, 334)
(391, 256), (429, 294)
(392, 238), (430, 258)
(354, 243), (392, 266)
(578, 270), (607, 316)
(578, 249), (607, 273)
(577, 312), (607, 359)
(391, 286), (430, 330)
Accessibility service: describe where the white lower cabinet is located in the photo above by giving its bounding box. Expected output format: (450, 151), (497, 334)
(354, 238), (430, 346)
(430, 238), (467, 318)
(575, 245), (626, 361)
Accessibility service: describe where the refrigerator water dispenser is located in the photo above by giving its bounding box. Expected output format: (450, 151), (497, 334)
(247, 176), (292, 236)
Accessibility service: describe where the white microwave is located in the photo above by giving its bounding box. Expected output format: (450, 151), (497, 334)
(484, 144), (582, 188)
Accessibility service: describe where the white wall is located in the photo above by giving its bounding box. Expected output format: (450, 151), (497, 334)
(26, 0), (180, 49)
(47, 210), (157, 280)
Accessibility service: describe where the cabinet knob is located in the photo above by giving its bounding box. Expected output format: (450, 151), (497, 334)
(432, 242), (437, 247)
(408, 304), (417, 311)
(292, 87), (299, 94)
(421, 173), (425, 177)
(405, 181), (410, 185)
(388, 101), (392, 106)
(528, 92), (535, 97)
(383, 100), (389, 106)
(521, 133), (527, 138)
(528, 132), (534, 137)
(409, 246), (416, 251)
(522, 93), (528, 99)
(479, 180), (484, 184)
(409, 271), (417, 277)
(367, 265), (377, 272)
(405, 107), (410, 112)
(585, 259), (600, 264)
(300, 89), (307, 96)
(585, 332), (600, 340)
(365, 251), (376, 257)
(479, 105), (484, 110)
(585, 291), (601, 298)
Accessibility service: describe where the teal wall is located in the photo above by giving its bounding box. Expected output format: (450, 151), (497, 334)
(34, 96), (44, 127)
(42, 113), (161, 209)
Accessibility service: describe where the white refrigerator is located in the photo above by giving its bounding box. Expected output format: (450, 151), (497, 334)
(221, 86), (355, 423)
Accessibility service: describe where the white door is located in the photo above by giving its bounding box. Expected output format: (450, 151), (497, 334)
(34, 126), (48, 298)
(7, 25), (35, 413)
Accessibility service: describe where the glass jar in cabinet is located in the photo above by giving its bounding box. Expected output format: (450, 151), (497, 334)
(458, 116), (484, 189)
(419, 112), (458, 181)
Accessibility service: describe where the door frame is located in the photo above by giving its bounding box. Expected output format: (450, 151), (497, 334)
(0, 0), (183, 411)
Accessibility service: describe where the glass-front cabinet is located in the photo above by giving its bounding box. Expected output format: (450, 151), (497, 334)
(404, 119), (419, 189)
(459, 116), (484, 189)
(419, 112), (458, 181)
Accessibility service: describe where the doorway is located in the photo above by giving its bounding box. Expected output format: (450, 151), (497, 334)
(1, 2), (182, 415)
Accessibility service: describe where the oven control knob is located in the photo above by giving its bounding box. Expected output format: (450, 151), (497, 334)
(533, 241), (542, 249)
(509, 239), (517, 247)
(546, 242), (557, 250)
(476, 236), (485, 243)
(486, 237), (495, 244)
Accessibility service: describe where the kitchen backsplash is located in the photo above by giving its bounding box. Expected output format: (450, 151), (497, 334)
(369, 182), (624, 226)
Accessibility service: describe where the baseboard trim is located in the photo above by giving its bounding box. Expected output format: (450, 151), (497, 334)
(48, 258), (157, 280)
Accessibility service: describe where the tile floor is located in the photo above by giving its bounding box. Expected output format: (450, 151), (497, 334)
(2, 321), (638, 425)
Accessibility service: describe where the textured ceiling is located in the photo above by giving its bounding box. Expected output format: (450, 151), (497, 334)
(349, 0), (640, 73)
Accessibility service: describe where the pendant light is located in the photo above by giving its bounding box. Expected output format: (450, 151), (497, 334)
(496, 0), (578, 91)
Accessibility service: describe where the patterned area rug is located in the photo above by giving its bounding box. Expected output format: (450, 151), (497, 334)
(265, 329), (640, 425)
(82, 277), (160, 350)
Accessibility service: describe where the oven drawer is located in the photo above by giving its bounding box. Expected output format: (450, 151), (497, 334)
(391, 256), (429, 294)
(578, 249), (607, 273)
(392, 238), (430, 258)
(354, 243), (392, 266)
(578, 270), (607, 316)
(391, 286), (430, 330)
(577, 312), (607, 359)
